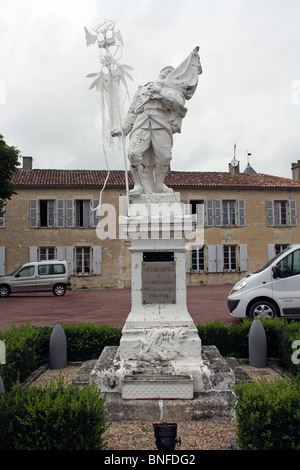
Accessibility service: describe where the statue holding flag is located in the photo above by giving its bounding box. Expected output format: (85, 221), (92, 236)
(111, 47), (202, 194)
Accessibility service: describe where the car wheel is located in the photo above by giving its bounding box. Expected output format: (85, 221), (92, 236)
(53, 284), (66, 296)
(0, 285), (10, 298)
(248, 300), (277, 320)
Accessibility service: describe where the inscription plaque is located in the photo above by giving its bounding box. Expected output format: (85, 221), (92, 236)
(142, 261), (176, 304)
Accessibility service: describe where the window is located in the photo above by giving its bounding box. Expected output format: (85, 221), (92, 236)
(275, 244), (289, 255)
(75, 247), (91, 274)
(274, 201), (287, 225)
(39, 200), (55, 227)
(266, 200), (297, 226)
(18, 266), (35, 277)
(276, 249), (300, 277)
(206, 200), (246, 226)
(39, 247), (55, 260)
(223, 201), (236, 226)
(0, 207), (5, 228)
(191, 246), (205, 271)
(75, 200), (90, 227)
(224, 245), (237, 271)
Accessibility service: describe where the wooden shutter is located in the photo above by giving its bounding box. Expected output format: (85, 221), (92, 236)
(266, 200), (274, 226)
(206, 200), (214, 226)
(29, 200), (38, 228)
(65, 246), (74, 275)
(29, 246), (38, 262)
(238, 200), (246, 226)
(214, 200), (222, 226)
(240, 244), (248, 271)
(93, 246), (102, 275)
(92, 199), (100, 227)
(56, 200), (65, 227)
(290, 200), (297, 226)
(66, 200), (74, 227)
(267, 244), (275, 260)
(0, 247), (5, 276)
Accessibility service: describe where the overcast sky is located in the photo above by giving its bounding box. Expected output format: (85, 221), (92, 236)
(1, 0), (300, 178)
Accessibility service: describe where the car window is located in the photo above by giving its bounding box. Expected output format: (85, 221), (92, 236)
(38, 265), (52, 275)
(18, 266), (35, 277)
(276, 249), (300, 277)
(53, 264), (65, 275)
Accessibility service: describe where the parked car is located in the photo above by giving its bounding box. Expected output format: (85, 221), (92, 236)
(0, 260), (71, 297)
(228, 244), (300, 319)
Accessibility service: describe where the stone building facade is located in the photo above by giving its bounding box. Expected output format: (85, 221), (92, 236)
(1, 157), (300, 288)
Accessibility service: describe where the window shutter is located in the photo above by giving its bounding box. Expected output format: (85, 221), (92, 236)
(0, 247), (5, 276)
(66, 200), (74, 227)
(29, 246), (38, 262)
(93, 246), (102, 275)
(182, 200), (190, 215)
(206, 200), (214, 226)
(266, 200), (274, 226)
(57, 246), (66, 260)
(290, 200), (297, 226)
(208, 245), (217, 272)
(29, 200), (38, 228)
(0, 209), (5, 228)
(240, 244), (248, 271)
(216, 244), (223, 272)
(48, 200), (55, 227)
(267, 244), (275, 260)
(214, 200), (222, 226)
(92, 199), (100, 227)
(196, 202), (205, 226)
(65, 246), (74, 275)
(83, 200), (90, 227)
(238, 200), (246, 226)
(56, 200), (65, 227)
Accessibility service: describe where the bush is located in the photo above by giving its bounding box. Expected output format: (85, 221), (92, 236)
(234, 376), (300, 450)
(0, 376), (108, 450)
(64, 322), (122, 362)
(197, 320), (228, 356)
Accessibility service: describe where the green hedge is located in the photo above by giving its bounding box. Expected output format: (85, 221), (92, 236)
(198, 318), (300, 374)
(0, 322), (122, 392)
(234, 376), (300, 450)
(0, 376), (108, 450)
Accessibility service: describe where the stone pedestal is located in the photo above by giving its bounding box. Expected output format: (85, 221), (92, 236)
(90, 192), (235, 418)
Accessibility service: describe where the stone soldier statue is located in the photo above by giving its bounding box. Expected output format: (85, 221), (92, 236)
(111, 47), (202, 194)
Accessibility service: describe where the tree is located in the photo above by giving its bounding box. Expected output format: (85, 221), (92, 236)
(0, 134), (20, 216)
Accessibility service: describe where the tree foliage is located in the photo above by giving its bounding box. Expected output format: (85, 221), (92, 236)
(0, 134), (20, 215)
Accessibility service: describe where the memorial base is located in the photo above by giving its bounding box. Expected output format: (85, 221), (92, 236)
(89, 346), (236, 421)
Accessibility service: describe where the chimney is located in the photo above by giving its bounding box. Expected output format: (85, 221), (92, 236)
(22, 156), (33, 170)
(229, 159), (240, 175)
(291, 161), (300, 180)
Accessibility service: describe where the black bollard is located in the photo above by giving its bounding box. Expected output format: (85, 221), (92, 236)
(153, 422), (181, 450)
(249, 318), (267, 368)
(49, 324), (67, 370)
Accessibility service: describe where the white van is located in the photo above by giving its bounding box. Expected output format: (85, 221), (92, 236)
(0, 260), (71, 297)
(228, 244), (300, 319)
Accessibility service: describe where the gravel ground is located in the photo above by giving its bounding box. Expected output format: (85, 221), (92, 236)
(28, 361), (282, 451)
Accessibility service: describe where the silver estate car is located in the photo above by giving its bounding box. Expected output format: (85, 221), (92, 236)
(0, 260), (71, 297)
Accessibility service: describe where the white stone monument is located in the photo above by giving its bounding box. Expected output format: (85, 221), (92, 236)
(90, 47), (235, 420)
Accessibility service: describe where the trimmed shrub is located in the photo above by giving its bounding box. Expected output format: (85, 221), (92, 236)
(234, 376), (300, 450)
(64, 322), (122, 361)
(197, 320), (228, 356)
(0, 376), (108, 450)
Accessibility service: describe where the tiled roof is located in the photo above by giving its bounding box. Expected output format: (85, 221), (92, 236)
(11, 169), (300, 190)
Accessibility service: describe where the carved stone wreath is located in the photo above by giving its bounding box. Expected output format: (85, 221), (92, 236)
(135, 327), (190, 361)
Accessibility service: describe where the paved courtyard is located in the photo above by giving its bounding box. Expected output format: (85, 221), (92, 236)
(0, 284), (237, 330)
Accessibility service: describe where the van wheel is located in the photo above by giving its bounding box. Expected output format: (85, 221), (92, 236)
(53, 284), (66, 296)
(248, 300), (277, 320)
(0, 285), (10, 298)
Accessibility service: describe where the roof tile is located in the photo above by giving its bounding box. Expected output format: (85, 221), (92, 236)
(10, 169), (300, 190)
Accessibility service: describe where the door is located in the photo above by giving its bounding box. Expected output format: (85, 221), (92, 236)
(36, 264), (53, 291)
(273, 248), (300, 316)
(12, 265), (37, 293)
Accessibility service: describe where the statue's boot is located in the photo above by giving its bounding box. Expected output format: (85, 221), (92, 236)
(129, 165), (144, 195)
(154, 164), (173, 193)
(136, 164), (153, 194)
